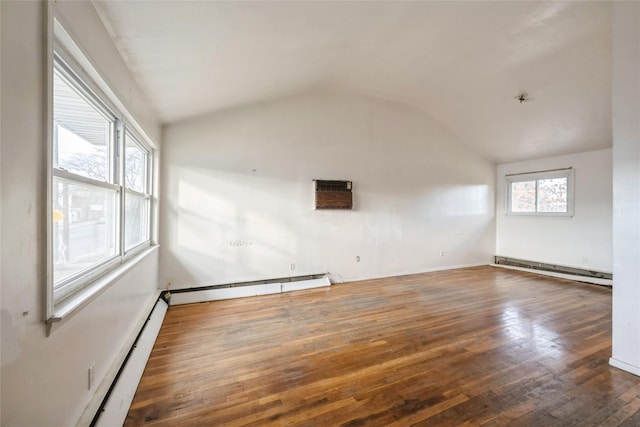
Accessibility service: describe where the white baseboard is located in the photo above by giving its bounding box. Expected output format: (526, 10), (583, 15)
(491, 263), (612, 286)
(610, 357), (640, 376)
(281, 277), (330, 292)
(169, 276), (331, 306)
(76, 290), (162, 427)
(328, 263), (490, 284)
(94, 298), (168, 427)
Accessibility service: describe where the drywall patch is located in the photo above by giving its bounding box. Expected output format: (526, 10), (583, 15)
(229, 239), (253, 246)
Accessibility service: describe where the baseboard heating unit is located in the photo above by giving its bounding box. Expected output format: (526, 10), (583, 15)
(493, 256), (612, 286)
(167, 273), (331, 306)
(91, 296), (168, 427)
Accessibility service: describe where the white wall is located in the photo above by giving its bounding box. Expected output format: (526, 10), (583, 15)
(0, 1), (161, 425)
(496, 149), (613, 273)
(161, 89), (496, 289)
(53, 1), (161, 145)
(610, 2), (640, 376)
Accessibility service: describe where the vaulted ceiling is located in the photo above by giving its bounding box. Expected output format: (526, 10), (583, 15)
(93, 1), (612, 164)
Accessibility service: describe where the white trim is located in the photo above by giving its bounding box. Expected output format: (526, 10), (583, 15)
(493, 254), (612, 275)
(46, 1), (56, 320)
(50, 45), (124, 311)
(123, 190), (152, 254)
(47, 245), (159, 336)
(169, 263), (495, 304)
(169, 276), (332, 306)
(609, 357), (640, 377)
(170, 284), (282, 305)
(125, 188), (150, 199)
(282, 277), (331, 292)
(117, 118), (125, 264)
(123, 128), (151, 192)
(490, 263), (612, 286)
(54, 256), (122, 303)
(93, 298), (168, 427)
(46, 13), (158, 326)
(123, 238), (152, 259)
(330, 262), (490, 284)
(123, 128), (153, 253)
(75, 290), (165, 427)
(505, 167), (573, 181)
(53, 169), (120, 191)
(505, 167), (574, 217)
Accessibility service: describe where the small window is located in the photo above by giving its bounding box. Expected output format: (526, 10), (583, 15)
(124, 131), (151, 251)
(506, 168), (574, 216)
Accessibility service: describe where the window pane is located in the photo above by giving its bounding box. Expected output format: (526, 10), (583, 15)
(53, 70), (111, 182)
(537, 177), (568, 213)
(125, 139), (147, 192)
(125, 191), (149, 250)
(510, 181), (536, 212)
(53, 178), (118, 285)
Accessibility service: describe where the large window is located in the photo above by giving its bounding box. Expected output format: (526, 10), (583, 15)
(506, 168), (574, 216)
(51, 53), (153, 306)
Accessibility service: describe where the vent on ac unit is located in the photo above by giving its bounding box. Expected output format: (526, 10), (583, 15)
(315, 179), (353, 210)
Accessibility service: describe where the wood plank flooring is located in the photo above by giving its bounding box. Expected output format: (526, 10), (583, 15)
(125, 266), (640, 426)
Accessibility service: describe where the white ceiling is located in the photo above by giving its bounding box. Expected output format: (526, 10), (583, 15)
(93, 1), (612, 164)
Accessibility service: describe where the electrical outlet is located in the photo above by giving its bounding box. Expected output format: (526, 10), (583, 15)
(88, 363), (95, 390)
(356, 256), (360, 262)
(290, 263), (295, 271)
(440, 250), (445, 257)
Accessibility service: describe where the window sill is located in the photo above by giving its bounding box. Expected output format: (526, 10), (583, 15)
(46, 245), (159, 336)
(505, 212), (574, 218)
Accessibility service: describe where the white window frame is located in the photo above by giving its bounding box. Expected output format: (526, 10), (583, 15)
(123, 130), (153, 255)
(46, 16), (156, 328)
(505, 168), (575, 217)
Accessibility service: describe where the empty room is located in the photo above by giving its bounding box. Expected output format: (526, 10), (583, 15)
(1, 1), (639, 426)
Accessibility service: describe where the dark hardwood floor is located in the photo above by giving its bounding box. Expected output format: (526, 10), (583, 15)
(125, 266), (640, 426)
